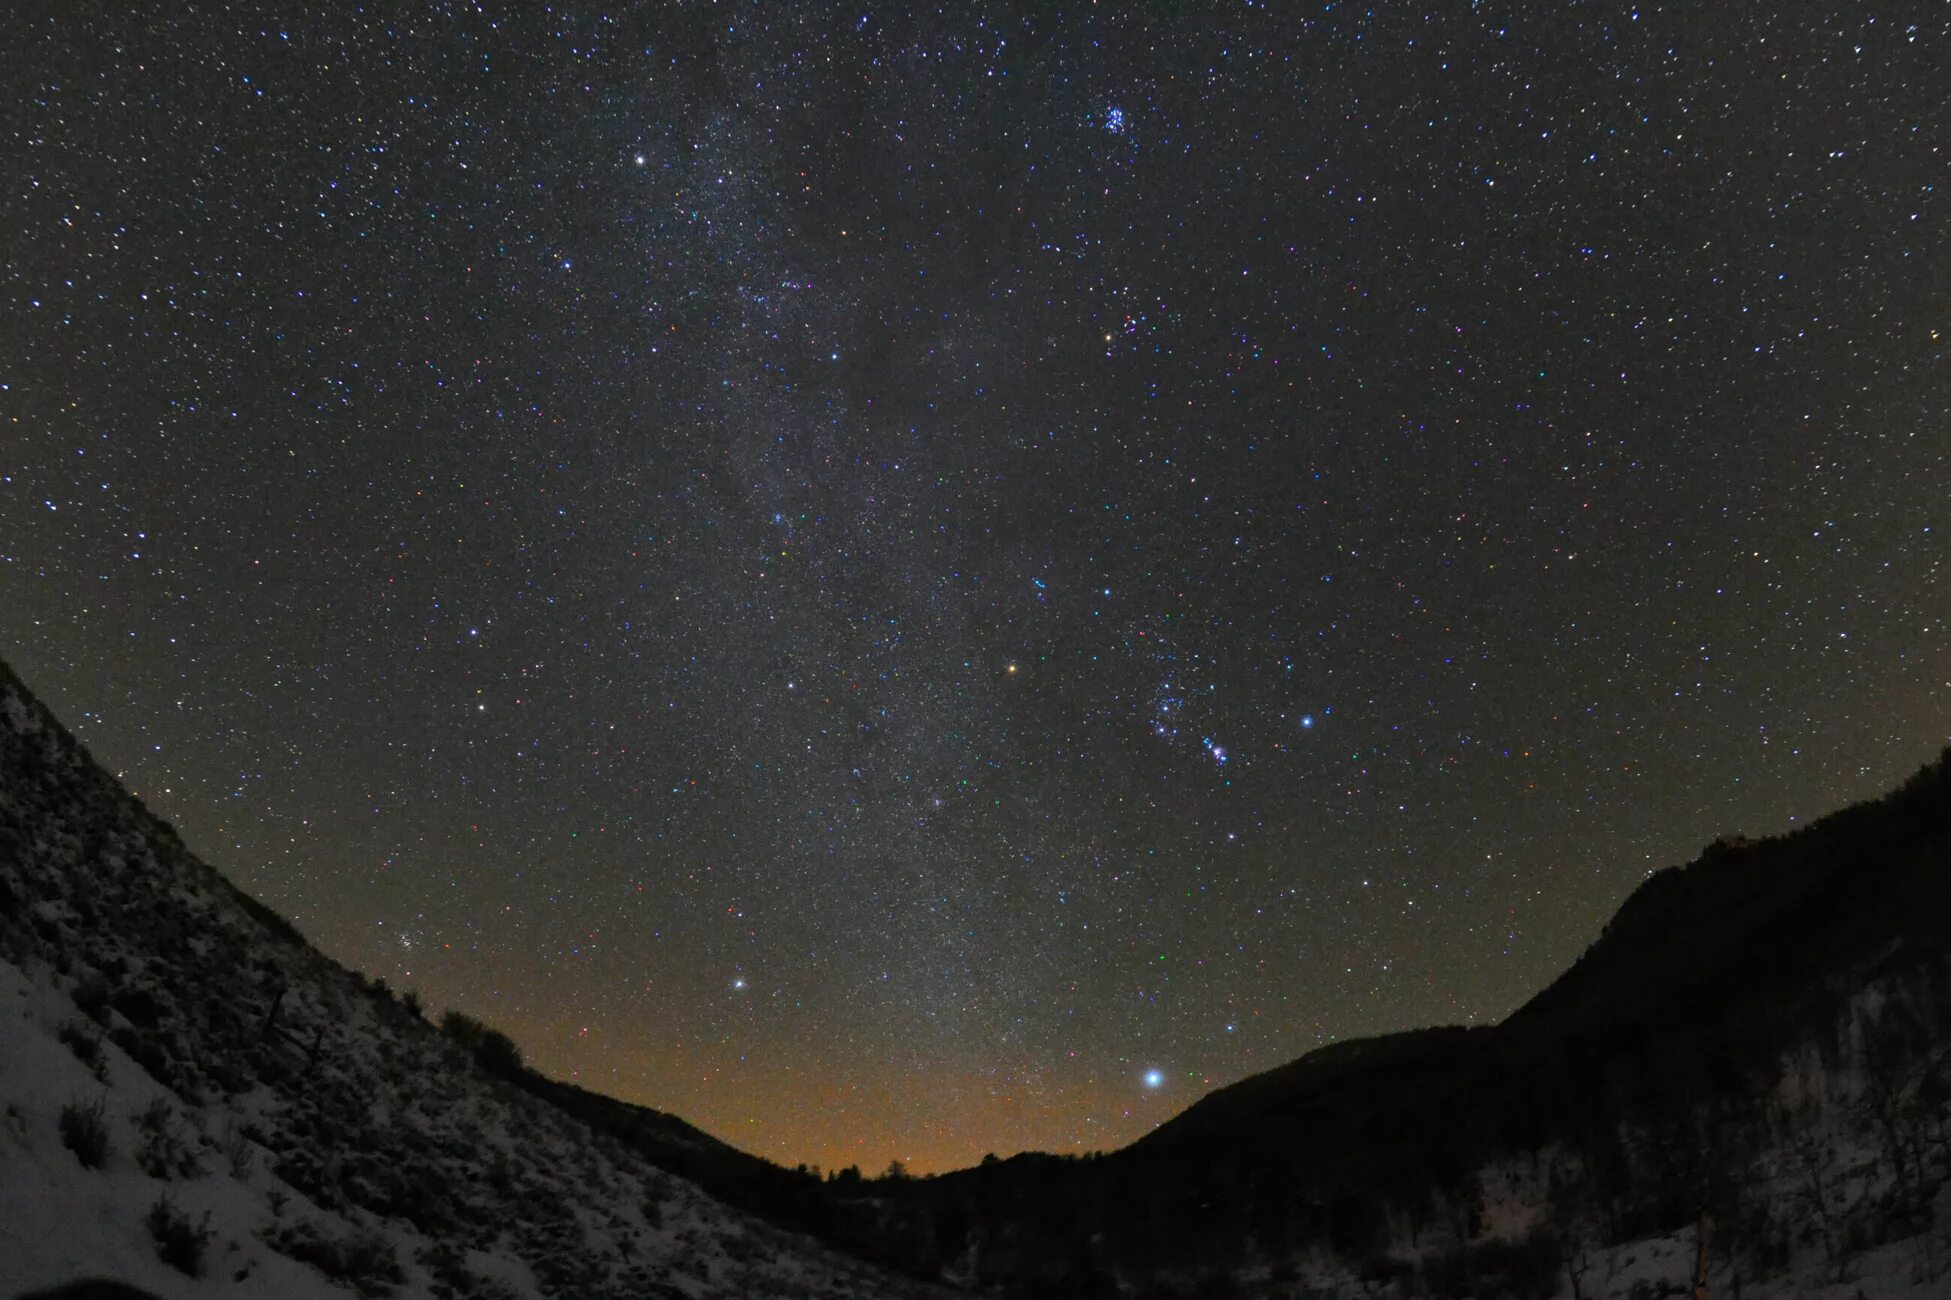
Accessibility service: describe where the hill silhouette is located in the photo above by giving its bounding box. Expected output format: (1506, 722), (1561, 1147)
(859, 745), (1951, 1295)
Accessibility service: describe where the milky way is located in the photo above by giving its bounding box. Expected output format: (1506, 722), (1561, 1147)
(2, 4), (1946, 1173)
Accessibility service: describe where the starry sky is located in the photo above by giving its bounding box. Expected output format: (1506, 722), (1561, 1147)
(2, 3), (1946, 1175)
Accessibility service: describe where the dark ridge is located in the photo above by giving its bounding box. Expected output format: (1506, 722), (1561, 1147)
(1153, 744), (1951, 1163)
(863, 746), (1951, 1291)
(0, 658), (308, 952)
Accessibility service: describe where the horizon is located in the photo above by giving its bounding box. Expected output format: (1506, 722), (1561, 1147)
(11, 651), (1944, 1178)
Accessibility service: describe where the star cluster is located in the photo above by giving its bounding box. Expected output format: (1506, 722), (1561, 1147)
(2, 3), (1945, 1174)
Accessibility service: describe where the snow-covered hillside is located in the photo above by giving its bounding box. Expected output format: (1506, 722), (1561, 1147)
(0, 663), (944, 1299)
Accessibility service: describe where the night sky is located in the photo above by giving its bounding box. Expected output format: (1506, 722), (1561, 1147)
(2, 3), (1946, 1175)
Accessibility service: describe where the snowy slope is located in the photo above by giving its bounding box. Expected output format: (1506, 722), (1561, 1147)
(0, 662), (946, 1299)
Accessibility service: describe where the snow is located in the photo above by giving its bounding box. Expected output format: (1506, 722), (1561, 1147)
(0, 956), (344, 1298)
(0, 670), (944, 1299)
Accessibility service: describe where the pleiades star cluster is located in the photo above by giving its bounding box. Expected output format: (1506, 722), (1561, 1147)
(2, 3), (1945, 1174)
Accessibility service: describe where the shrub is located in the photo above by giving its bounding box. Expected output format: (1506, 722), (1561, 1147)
(268, 1219), (404, 1297)
(1422, 1229), (1564, 1300)
(110, 986), (164, 1030)
(57, 1019), (106, 1078)
(59, 1095), (112, 1168)
(418, 1240), (524, 1300)
(134, 1095), (200, 1179)
(147, 1195), (213, 1275)
(222, 1117), (257, 1176)
(439, 1009), (523, 1075)
(71, 975), (112, 1023)
(109, 1025), (175, 1089)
